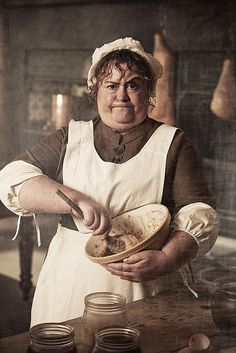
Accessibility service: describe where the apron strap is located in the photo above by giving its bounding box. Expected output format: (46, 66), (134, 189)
(178, 265), (198, 298)
(12, 214), (41, 247)
(12, 214), (22, 241)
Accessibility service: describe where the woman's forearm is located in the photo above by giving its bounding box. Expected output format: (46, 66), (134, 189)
(19, 175), (112, 237)
(19, 175), (81, 214)
(161, 230), (198, 273)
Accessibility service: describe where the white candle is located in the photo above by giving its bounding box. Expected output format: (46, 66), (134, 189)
(51, 94), (71, 128)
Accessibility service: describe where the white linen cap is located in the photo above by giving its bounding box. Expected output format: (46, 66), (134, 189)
(87, 37), (163, 93)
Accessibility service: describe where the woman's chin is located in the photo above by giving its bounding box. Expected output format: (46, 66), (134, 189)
(101, 113), (146, 132)
(113, 114), (134, 123)
(112, 120), (135, 132)
(112, 114), (135, 126)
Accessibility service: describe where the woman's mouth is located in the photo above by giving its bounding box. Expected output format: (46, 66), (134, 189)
(112, 105), (133, 109)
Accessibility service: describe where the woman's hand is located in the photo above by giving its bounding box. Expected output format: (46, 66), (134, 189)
(106, 250), (170, 282)
(105, 231), (198, 282)
(73, 194), (112, 237)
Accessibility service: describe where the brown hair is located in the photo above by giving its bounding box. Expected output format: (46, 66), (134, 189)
(88, 49), (156, 107)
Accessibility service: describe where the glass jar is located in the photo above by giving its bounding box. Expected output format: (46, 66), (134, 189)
(211, 285), (236, 337)
(28, 323), (77, 353)
(83, 292), (128, 333)
(92, 327), (142, 353)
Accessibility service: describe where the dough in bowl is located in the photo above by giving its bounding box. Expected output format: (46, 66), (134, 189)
(85, 203), (170, 264)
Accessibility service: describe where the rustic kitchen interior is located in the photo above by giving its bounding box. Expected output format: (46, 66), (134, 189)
(0, 0), (236, 351)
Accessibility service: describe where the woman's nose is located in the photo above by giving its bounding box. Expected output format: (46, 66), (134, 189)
(116, 85), (129, 101)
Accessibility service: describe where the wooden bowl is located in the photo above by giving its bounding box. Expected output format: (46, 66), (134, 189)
(85, 204), (170, 264)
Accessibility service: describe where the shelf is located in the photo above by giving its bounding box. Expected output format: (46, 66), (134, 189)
(21, 127), (54, 137)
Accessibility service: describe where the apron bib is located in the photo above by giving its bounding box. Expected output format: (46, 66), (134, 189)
(31, 120), (177, 326)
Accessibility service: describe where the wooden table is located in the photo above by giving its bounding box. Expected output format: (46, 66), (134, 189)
(1, 286), (236, 353)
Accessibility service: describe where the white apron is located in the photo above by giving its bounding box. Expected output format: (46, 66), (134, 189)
(31, 120), (178, 326)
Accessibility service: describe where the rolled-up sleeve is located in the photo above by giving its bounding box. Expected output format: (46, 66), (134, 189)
(170, 202), (220, 258)
(0, 160), (43, 215)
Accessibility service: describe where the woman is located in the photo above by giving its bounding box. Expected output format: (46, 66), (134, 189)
(0, 37), (219, 326)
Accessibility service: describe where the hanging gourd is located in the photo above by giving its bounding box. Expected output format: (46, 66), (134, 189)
(210, 57), (236, 119)
(149, 33), (175, 125)
(210, 7), (236, 120)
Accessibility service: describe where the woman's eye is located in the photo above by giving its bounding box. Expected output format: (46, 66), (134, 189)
(107, 84), (119, 90)
(127, 82), (139, 90)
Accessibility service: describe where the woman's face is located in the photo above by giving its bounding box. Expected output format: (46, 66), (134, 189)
(96, 63), (149, 132)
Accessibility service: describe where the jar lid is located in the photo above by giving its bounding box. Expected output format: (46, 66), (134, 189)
(84, 292), (126, 312)
(95, 327), (140, 351)
(29, 323), (75, 352)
